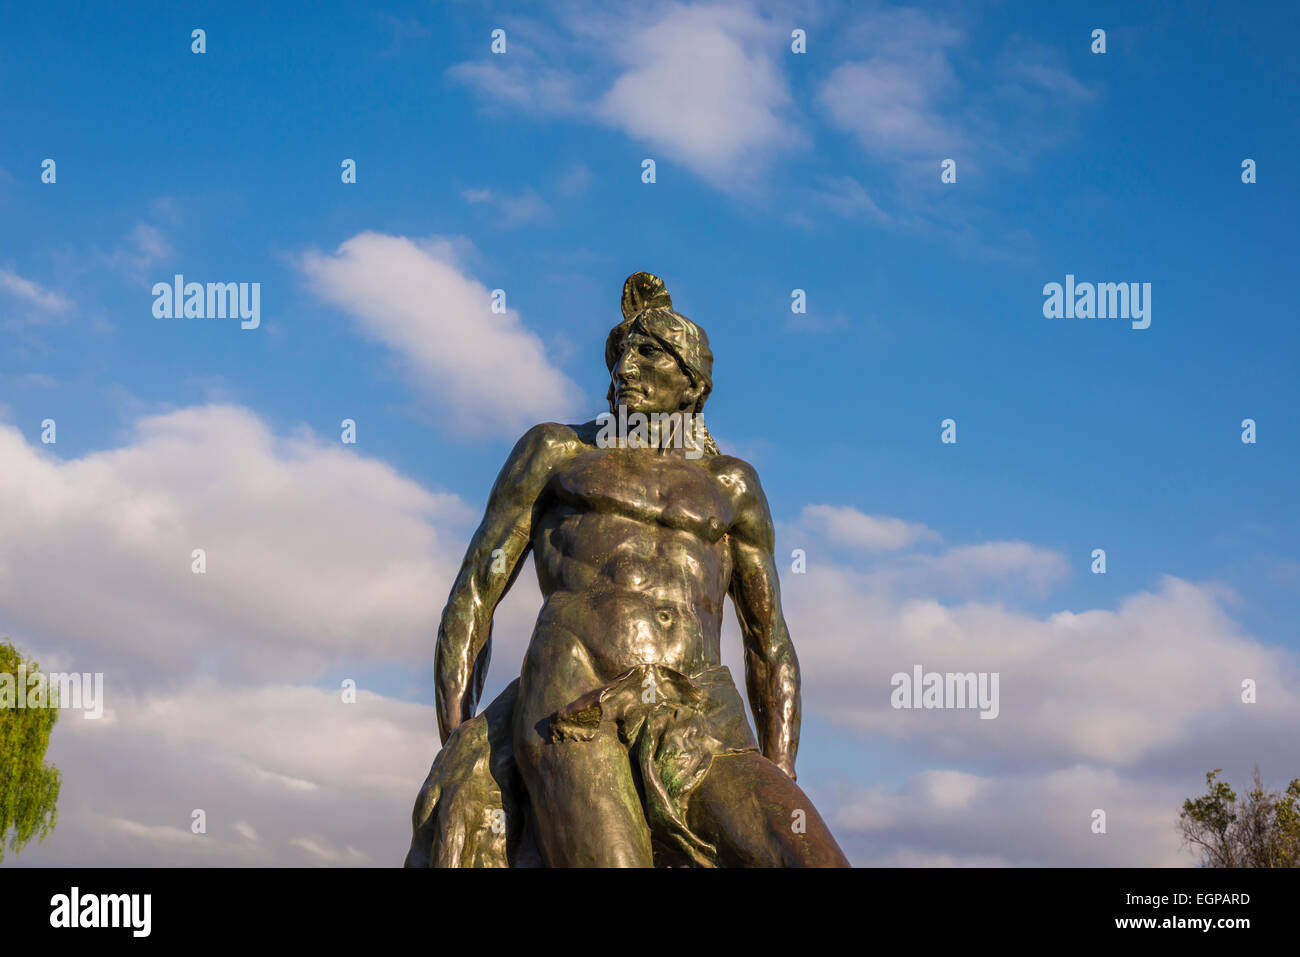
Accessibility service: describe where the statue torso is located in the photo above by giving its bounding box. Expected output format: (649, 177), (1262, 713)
(521, 437), (738, 706)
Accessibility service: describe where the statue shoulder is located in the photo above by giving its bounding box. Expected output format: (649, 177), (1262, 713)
(707, 455), (764, 496)
(705, 454), (770, 514)
(485, 423), (587, 508)
(711, 455), (775, 551)
(506, 422), (587, 470)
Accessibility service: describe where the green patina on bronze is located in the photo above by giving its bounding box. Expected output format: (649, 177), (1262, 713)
(406, 272), (849, 867)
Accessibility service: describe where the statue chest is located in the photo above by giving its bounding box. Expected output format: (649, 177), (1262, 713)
(548, 450), (732, 543)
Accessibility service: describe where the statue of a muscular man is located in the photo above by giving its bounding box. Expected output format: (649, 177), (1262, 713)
(407, 272), (849, 867)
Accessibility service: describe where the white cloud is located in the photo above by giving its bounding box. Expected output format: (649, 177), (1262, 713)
(786, 559), (1300, 767)
(12, 681), (434, 866)
(449, 1), (802, 191)
(0, 402), (549, 866)
(817, 8), (964, 161)
(591, 3), (799, 188)
(107, 816), (208, 849)
(233, 820), (260, 843)
(0, 404), (475, 685)
(290, 836), (370, 864)
(799, 504), (938, 551)
(0, 268), (73, 313)
(6, 398), (1292, 868)
(820, 58), (957, 159)
(900, 540), (1071, 594)
(789, 507), (1065, 595)
(447, 60), (581, 115)
(770, 501), (1300, 864)
(299, 232), (584, 435)
(836, 765), (1194, 866)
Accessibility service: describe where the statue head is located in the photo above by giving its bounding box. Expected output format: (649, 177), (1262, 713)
(603, 272), (719, 457)
(605, 272), (714, 416)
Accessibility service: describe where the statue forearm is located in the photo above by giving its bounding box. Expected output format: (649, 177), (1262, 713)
(434, 582), (493, 744)
(747, 634), (801, 777)
(729, 527), (802, 778)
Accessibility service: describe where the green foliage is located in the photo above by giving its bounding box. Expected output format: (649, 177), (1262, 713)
(0, 638), (62, 862)
(1180, 767), (1300, 868)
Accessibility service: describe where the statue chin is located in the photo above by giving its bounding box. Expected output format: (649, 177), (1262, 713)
(613, 395), (653, 415)
(614, 398), (688, 417)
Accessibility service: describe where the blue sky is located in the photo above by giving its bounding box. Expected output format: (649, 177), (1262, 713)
(2, 0), (1299, 866)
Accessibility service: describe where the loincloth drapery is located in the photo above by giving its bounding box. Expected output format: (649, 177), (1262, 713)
(405, 663), (759, 868)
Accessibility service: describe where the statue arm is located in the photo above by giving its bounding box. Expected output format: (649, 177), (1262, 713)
(724, 461), (801, 780)
(435, 423), (574, 744)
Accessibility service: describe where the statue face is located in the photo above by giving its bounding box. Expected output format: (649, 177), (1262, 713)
(611, 331), (699, 415)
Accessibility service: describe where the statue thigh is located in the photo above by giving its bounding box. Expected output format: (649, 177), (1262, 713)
(513, 719), (655, 867)
(687, 751), (851, 867)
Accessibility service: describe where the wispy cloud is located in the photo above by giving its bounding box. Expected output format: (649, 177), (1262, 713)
(818, 8), (1096, 171)
(99, 222), (174, 282)
(0, 267), (73, 314)
(806, 176), (892, 224)
(556, 162), (592, 198)
(377, 11), (430, 58)
(460, 186), (551, 226)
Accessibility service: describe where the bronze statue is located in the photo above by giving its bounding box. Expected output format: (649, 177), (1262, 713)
(406, 272), (849, 867)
